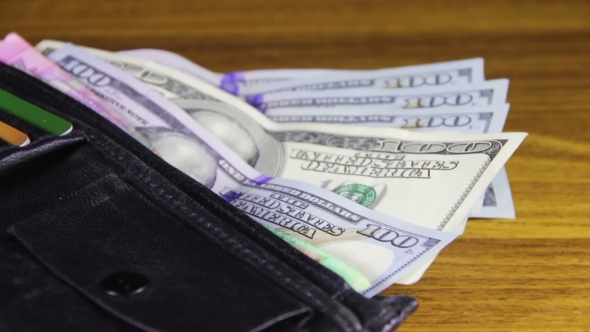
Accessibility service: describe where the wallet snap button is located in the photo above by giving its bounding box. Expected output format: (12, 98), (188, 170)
(102, 272), (148, 296)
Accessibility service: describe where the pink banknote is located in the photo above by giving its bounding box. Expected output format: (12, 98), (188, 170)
(0, 33), (148, 146)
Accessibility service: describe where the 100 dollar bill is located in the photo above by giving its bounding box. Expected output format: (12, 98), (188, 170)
(246, 80), (508, 114)
(172, 99), (525, 283)
(173, 99), (523, 230)
(237, 58), (484, 96)
(266, 104), (508, 132)
(115, 49), (484, 98)
(37, 40), (253, 108)
(45, 43), (463, 296)
(265, 105), (516, 219)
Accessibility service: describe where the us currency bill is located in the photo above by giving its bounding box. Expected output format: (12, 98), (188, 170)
(37, 40), (251, 109)
(217, 61), (483, 93)
(45, 43), (462, 296)
(116, 49), (484, 97)
(265, 105), (516, 219)
(40, 41), (526, 284)
(234, 58), (484, 96)
(266, 104), (508, 132)
(173, 99), (525, 283)
(173, 99), (523, 228)
(246, 80), (508, 114)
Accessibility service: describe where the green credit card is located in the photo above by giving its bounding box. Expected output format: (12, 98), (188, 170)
(0, 88), (72, 136)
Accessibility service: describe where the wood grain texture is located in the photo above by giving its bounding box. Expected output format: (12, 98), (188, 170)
(1, 0), (589, 330)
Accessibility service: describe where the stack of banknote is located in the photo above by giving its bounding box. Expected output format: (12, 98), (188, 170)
(0, 32), (527, 297)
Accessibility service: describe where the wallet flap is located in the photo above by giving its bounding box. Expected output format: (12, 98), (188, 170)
(9, 174), (313, 332)
(0, 240), (143, 332)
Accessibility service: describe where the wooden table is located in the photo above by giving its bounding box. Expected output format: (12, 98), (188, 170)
(2, 1), (589, 331)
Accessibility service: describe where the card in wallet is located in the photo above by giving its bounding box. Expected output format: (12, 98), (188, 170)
(0, 119), (29, 146)
(0, 88), (73, 136)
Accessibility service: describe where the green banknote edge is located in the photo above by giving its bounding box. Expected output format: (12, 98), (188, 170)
(264, 225), (372, 292)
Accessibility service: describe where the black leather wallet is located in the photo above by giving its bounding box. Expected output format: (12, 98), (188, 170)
(0, 62), (417, 332)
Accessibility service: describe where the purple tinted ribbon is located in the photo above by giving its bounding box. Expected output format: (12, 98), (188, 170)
(219, 72), (245, 95)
